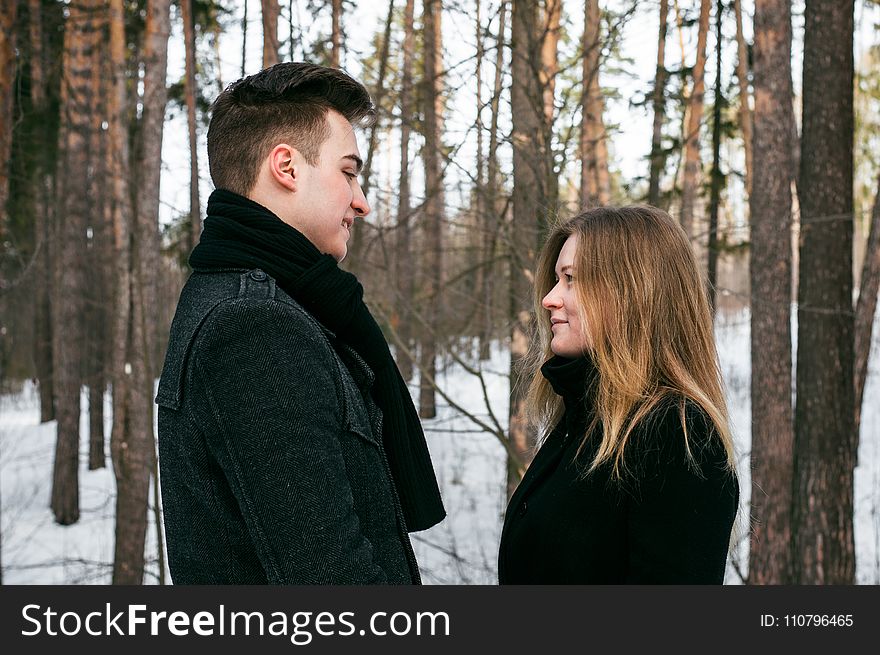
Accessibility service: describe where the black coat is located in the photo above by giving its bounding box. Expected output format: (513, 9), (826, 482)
(498, 356), (739, 584)
(156, 268), (420, 584)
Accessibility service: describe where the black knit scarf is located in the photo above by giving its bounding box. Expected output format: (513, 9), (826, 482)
(190, 188), (445, 532)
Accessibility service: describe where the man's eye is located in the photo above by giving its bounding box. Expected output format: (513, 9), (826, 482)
(343, 171), (357, 179)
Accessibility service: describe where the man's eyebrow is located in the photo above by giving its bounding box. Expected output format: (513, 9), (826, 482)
(342, 154), (363, 174)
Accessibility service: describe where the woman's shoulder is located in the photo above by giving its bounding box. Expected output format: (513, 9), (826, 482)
(626, 395), (730, 477)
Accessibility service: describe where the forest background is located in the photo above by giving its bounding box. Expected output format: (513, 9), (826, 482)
(1, 0), (879, 585)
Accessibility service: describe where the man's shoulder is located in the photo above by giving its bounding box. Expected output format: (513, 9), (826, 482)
(157, 268), (332, 409)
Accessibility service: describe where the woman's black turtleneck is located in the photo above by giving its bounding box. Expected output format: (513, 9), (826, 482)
(498, 355), (739, 584)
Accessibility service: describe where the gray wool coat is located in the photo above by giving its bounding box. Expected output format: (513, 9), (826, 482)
(156, 268), (420, 584)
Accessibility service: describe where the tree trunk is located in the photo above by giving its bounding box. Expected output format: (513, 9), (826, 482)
(580, 0), (610, 207)
(27, 0), (54, 423)
(706, 0), (723, 311)
(508, 0), (547, 498)
(734, 0), (753, 199)
(331, 0), (342, 67)
(242, 0), (248, 76)
(480, 0), (508, 362)
(0, 0), (16, 242)
(793, 0), (855, 585)
(261, 0), (280, 68)
(87, 10), (108, 472)
(748, 0), (795, 586)
(418, 0), (443, 420)
(395, 0), (416, 382)
(680, 0), (711, 239)
(540, 0), (561, 223)
(855, 173), (880, 433)
(52, 0), (103, 526)
(181, 0), (201, 252)
(109, 0), (170, 585)
(648, 0), (669, 207)
(359, 0), (395, 201)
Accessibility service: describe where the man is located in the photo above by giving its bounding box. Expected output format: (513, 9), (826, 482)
(156, 63), (445, 584)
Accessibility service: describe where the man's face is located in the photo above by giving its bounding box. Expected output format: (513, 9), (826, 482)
(291, 110), (370, 261)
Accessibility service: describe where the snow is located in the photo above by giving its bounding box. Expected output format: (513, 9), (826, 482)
(1, 310), (878, 584)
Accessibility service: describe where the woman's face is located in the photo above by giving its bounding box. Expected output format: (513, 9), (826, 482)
(542, 234), (591, 357)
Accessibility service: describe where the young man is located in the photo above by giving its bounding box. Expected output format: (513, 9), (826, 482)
(156, 63), (445, 584)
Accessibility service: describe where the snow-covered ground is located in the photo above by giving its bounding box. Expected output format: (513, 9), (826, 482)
(1, 309), (878, 584)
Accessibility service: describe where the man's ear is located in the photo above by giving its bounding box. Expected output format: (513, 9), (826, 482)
(267, 143), (299, 192)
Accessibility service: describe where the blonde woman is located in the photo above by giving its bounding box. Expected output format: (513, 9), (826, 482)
(498, 206), (739, 584)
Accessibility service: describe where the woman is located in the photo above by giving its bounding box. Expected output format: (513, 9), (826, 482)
(498, 205), (739, 584)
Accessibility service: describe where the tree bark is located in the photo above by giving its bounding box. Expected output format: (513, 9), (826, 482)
(418, 0), (443, 420)
(480, 0), (508, 361)
(52, 0), (103, 526)
(734, 0), (753, 199)
(508, 0), (547, 498)
(540, 0), (561, 221)
(793, 0), (855, 585)
(648, 0), (669, 207)
(359, 0), (395, 201)
(748, 0), (795, 587)
(855, 173), (880, 433)
(27, 0), (54, 423)
(706, 0), (723, 311)
(679, 0), (711, 239)
(331, 0), (342, 67)
(0, 0), (15, 243)
(109, 0), (169, 585)
(395, 0), (416, 382)
(181, 0), (201, 252)
(580, 0), (610, 207)
(261, 0), (280, 68)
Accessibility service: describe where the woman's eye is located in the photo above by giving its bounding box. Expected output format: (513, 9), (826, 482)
(565, 274), (573, 283)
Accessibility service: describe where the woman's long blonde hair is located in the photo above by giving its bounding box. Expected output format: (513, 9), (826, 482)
(524, 205), (736, 479)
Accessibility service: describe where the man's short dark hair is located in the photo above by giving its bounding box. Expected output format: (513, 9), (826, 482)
(207, 62), (375, 196)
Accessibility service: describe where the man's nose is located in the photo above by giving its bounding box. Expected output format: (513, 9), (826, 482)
(352, 182), (371, 218)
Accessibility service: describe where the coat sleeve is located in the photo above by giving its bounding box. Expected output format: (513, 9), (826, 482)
(623, 404), (739, 584)
(188, 297), (389, 584)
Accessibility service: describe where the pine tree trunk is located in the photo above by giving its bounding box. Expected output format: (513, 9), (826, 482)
(540, 0), (561, 223)
(87, 10), (108, 472)
(242, 0), (248, 76)
(580, 0), (610, 207)
(648, 0), (669, 207)
(52, 0), (103, 526)
(480, 0), (507, 362)
(26, 0), (54, 423)
(734, 0), (753, 199)
(507, 0), (546, 498)
(855, 173), (880, 433)
(707, 0), (723, 311)
(748, 0), (795, 586)
(680, 0), (711, 239)
(793, 0), (855, 585)
(0, 0), (16, 242)
(418, 0), (443, 420)
(109, 0), (169, 585)
(181, 0), (201, 252)
(359, 0), (394, 201)
(331, 0), (342, 67)
(395, 0), (416, 382)
(261, 0), (280, 68)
